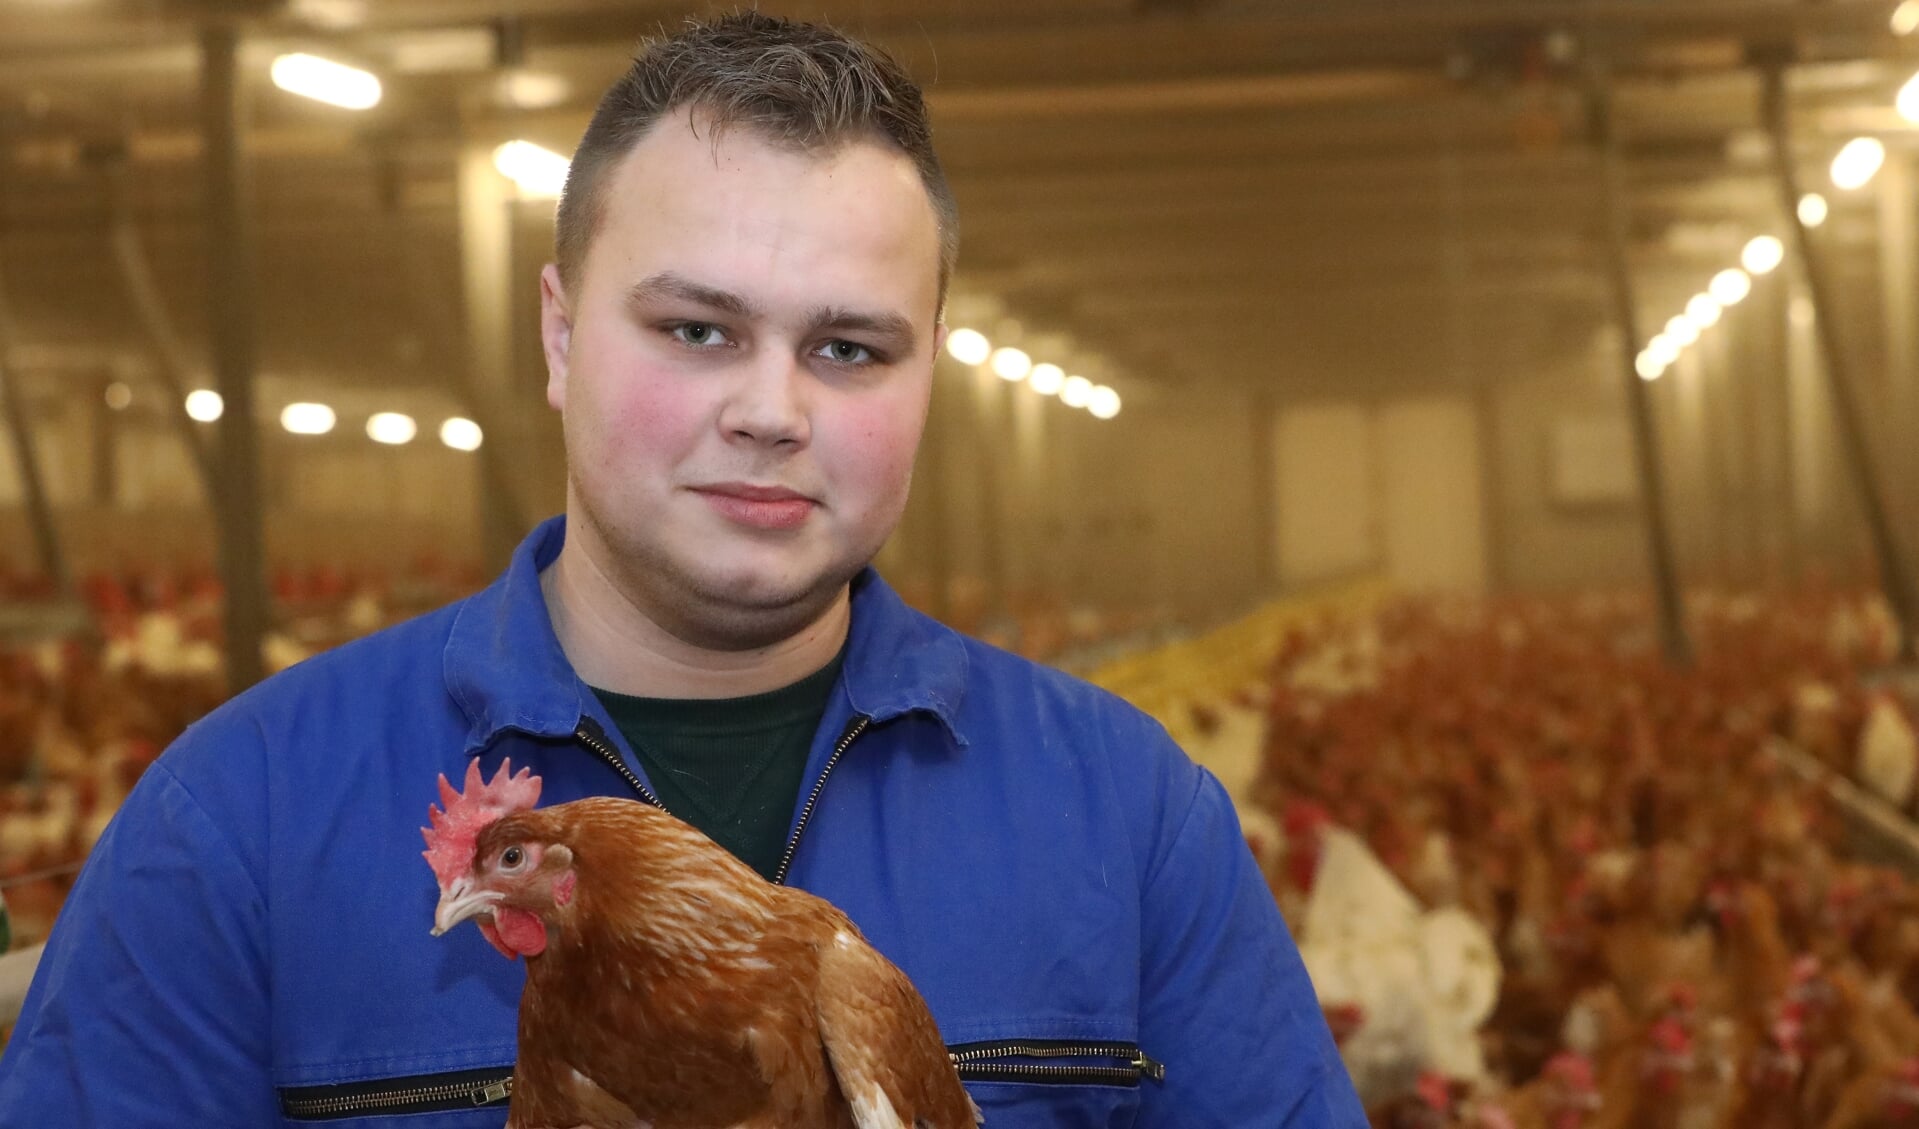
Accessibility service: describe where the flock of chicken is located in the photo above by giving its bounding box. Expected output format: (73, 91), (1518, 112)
(5, 573), (1918, 1129)
(1158, 589), (1919, 1129)
(0, 566), (463, 949)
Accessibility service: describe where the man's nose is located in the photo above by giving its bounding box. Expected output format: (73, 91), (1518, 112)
(718, 352), (811, 449)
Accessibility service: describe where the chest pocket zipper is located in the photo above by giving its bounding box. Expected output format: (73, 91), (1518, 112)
(279, 1040), (1163, 1118)
(949, 1040), (1167, 1087)
(279, 1068), (512, 1120)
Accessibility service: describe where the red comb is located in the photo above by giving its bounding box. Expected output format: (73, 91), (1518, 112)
(1416, 1071), (1452, 1111)
(1648, 1016), (1692, 1056)
(421, 758), (542, 886)
(1665, 982), (1699, 1012)
(1324, 1002), (1367, 1046)
(1282, 798), (1331, 836)
(1545, 1053), (1596, 1091)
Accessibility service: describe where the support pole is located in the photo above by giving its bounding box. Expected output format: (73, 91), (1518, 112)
(395, 160), (526, 557)
(1588, 76), (1691, 665)
(91, 374), (118, 508)
(1760, 65), (1919, 661)
(0, 266), (73, 597)
(202, 24), (269, 692)
(456, 141), (529, 573)
(107, 164), (218, 501)
(1878, 155), (1918, 520)
(971, 361), (1006, 619)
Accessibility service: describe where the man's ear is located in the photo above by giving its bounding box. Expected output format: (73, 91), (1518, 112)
(540, 264), (574, 412)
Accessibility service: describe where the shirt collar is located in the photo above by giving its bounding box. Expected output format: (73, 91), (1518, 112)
(839, 566), (970, 747)
(443, 515), (584, 755)
(443, 515), (970, 756)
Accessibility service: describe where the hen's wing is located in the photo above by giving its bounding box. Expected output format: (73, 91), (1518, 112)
(507, 1052), (645, 1129)
(814, 928), (982, 1129)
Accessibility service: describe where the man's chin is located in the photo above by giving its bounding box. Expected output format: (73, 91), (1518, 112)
(692, 552), (826, 606)
(668, 556), (856, 649)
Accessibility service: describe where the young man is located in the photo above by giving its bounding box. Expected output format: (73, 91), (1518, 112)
(0, 14), (1363, 1127)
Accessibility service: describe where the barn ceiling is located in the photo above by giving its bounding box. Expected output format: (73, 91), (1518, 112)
(0, 0), (1913, 415)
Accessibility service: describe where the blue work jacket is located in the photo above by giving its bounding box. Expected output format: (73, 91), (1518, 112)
(0, 516), (1364, 1127)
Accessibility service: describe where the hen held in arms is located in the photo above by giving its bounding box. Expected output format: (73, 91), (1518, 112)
(423, 760), (983, 1129)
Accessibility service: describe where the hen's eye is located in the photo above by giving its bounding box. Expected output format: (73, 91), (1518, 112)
(502, 846), (524, 868)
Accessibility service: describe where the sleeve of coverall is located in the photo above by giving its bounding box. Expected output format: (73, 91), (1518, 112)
(1135, 749), (1370, 1127)
(0, 714), (278, 1127)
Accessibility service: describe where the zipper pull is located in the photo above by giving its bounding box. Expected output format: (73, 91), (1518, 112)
(475, 1079), (512, 1105)
(1133, 1049), (1167, 1083)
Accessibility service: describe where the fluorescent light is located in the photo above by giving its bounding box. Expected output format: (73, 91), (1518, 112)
(290, 0), (368, 30)
(439, 417), (483, 452)
(1798, 193), (1829, 228)
(1635, 352), (1666, 381)
(270, 53), (382, 111)
(1685, 293), (1722, 329)
(989, 347), (1032, 381)
(1831, 137), (1886, 191)
(1900, 71), (1919, 124)
(1028, 363), (1065, 395)
(945, 328), (991, 366)
(185, 390), (224, 422)
(492, 140), (570, 199)
(1895, 0), (1919, 35)
(1709, 269), (1752, 306)
(1665, 315), (1700, 348)
(1088, 385), (1121, 419)
(281, 402), (336, 435)
(497, 71), (570, 111)
(1741, 235), (1785, 276)
(1060, 375), (1093, 409)
(366, 412), (417, 445)
(1648, 336), (1681, 367)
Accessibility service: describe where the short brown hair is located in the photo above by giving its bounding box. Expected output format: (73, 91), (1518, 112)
(555, 12), (959, 311)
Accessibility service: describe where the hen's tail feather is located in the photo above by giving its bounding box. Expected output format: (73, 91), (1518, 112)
(915, 1093), (986, 1128)
(814, 927), (981, 1129)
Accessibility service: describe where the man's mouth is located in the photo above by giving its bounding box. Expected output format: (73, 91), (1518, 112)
(693, 483), (818, 530)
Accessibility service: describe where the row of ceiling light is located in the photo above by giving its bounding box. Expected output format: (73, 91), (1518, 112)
(1634, 237), (1778, 381)
(252, 54), (601, 453)
(943, 330), (1122, 419)
(269, 52), (570, 196)
(104, 384), (483, 450)
(1635, 67), (1919, 382)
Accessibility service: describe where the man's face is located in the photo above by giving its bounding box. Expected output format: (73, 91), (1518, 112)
(541, 114), (945, 650)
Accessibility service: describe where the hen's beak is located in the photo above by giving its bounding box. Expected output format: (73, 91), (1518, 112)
(432, 877), (503, 936)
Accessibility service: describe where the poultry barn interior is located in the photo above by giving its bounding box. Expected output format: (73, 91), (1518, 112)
(3, 0), (1919, 1125)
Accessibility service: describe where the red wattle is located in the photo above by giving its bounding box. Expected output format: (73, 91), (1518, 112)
(494, 907), (548, 957)
(477, 919), (516, 960)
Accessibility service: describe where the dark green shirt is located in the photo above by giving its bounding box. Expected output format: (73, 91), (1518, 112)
(590, 649), (845, 882)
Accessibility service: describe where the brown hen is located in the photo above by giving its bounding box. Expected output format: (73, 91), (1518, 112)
(423, 760), (980, 1129)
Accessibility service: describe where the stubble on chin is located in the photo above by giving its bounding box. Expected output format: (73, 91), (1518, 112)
(575, 495), (862, 653)
(648, 562), (853, 652)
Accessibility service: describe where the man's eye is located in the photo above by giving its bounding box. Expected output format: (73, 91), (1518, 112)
(670, 323), (729, 348)
(502, 846), (524, 868)
(818, 340), (874, 365)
